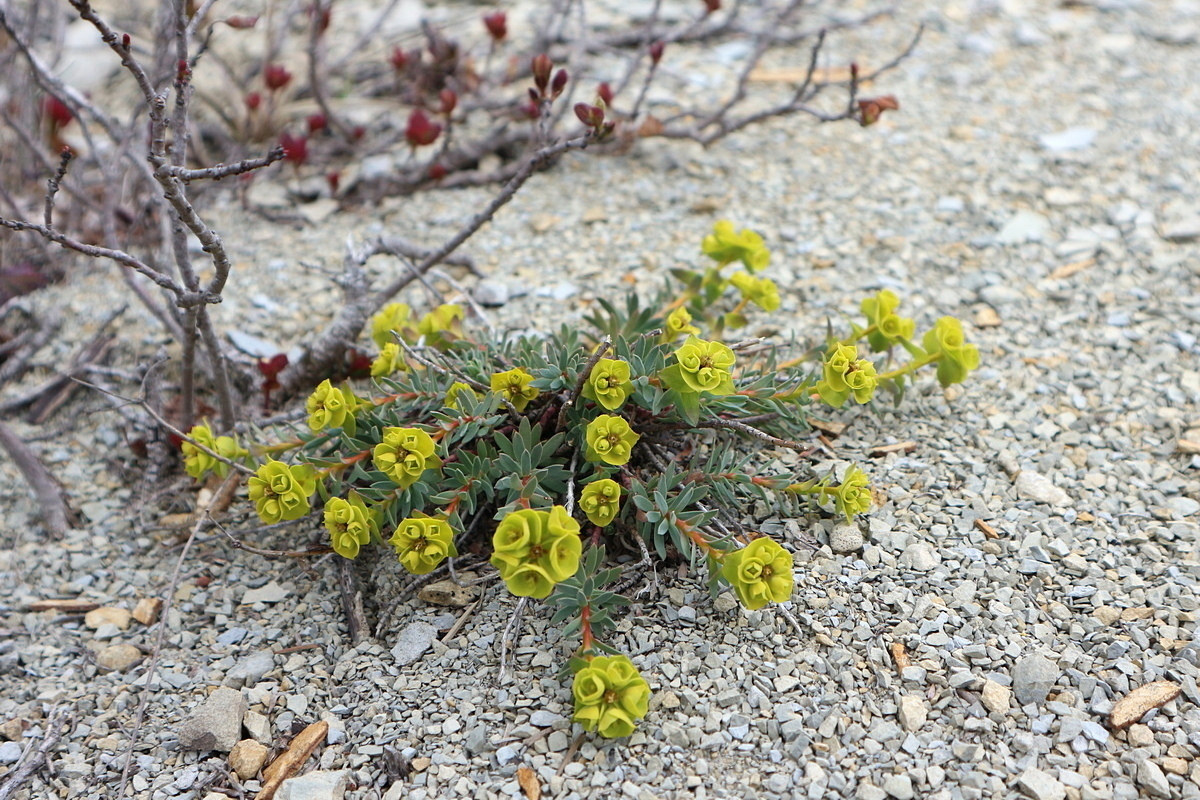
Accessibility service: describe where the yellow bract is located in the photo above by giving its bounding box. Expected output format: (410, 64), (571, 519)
(491, 368), (538, 412)
(572, 655), (650, 738)
(490, 506), (582, 598)
(720, 537), (794, 611)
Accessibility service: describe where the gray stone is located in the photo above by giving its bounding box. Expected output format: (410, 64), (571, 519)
(464, 726), (489, 755)
(897, 696), (928, 731)
(473, 280), (511, 307)
(226, 651), (276, 689)
(495, 744), (520, 765)
(1013, 654), (1058, 706)
(995, 210), (1051, 245)
(179, 687), (247, 752)
(276, 769), (349, 800)
(1014, 471), (1072, 507)
(0, 741), (22, 764)
(390, 622), (438, 667)
(899, 542), (939, 572)
(529, 710), (563, 727)
(830, 522), (864, 554)
(1137, 761), (1171, 798)
(856, 782), (888, 800)
(882, 773), (914, 800)
(1017, 767), (1065, 800)
(242, 581), (290, 604)
(243, 710), (271, 743)
(216, 627), (248, 646)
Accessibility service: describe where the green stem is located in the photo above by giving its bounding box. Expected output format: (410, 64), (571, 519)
(839, 323), (877, 346)
(877, 350), (942, 382)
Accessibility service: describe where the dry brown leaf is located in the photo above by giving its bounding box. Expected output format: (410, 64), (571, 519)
(869, 441), (917, 457)
(974, 519), (999, 539)
(258, 720), (328, 800)
(27, 599), (100, 613)
(890, 642), (911, 672)
(517, 766), (541, 800)
(1177, 439), (1200, 454)
(1049, 257), (1096, 280)
(637, 115), (663, 138)
(809, 419), (848, 437)
(1109, 681), (1181, 729)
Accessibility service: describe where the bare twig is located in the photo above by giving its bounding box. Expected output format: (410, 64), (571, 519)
(166, 147), (286, 183)
(0, 422), (74, 536)
(0, 706), (73, 800)
(556, 336), (611, 430)
(497, 596), (528, 684)
(338, 556), (370, 645)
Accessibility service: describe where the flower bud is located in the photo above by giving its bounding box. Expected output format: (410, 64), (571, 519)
(597, 82), (614, 107)
(574, 102), (604, 129)
(225, 15), (258, 28)
(439, 88), (458, 115)
(279, 132), (307, 166)
(245, 91), (262, 111)
(264, 63), (293, 91)
(306, 113), (327, 134)
(702, 0), (721, 14)
(531, 54), (553, 93)
(389, 47), (409, 72)
(551, 68), (569, 99)
(649, 40), (665, 64)
(483, 11), (507, 41)
(121, 33), (131, 48)
(428, 162), (447, 181)
(405, 108), (442, 147)
(858, 95), (899, 127)
(43, 97), (73, 130)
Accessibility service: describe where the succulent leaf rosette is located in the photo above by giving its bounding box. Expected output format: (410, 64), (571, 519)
(922, 316), (980, 386)
(701, 220), (770, 273)
(861, 289), (915, 351)
(324, 491), (380, 559)
(306, 379), (359, 433)
(730, 272), (781, 312)
(660, 336), (736, 397)
(490, 506), (582, 598)
(371, 342), (406, 377)
(390, 515), (458, 574)
(491, 367), (539, 412)
(373, 426), (442, 490)
(579, 479), (622, 526)
(371, 302), (412, 348)
(815, 343), (877, 408)
(581, 358), (633, 411)
(834, 465), (872, 521)
(584, 415), (640, 467)
(248, 459), (317, 524)
(660, 307), (700, 343)
(720, 537), (794, 611)
(572, 654), (651, 739)
(182, 423), (248, 480)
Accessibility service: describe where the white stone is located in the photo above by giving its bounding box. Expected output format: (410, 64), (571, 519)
(897, 696), (927, 732)
(1014, 471), (1072, 507)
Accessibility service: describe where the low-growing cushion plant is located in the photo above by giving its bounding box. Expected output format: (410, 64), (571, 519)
(183, 221), (978, 739)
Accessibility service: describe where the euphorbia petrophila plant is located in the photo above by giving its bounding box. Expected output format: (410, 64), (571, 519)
(186, 222), (979, 740)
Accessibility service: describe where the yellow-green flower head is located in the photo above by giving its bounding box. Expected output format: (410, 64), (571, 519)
(584, 415), (640, 467)
(581, 359), (634, 411)
(730, 272), (781, 312)
(324, 491), (379, 559)
(373, 426), (442, 490)
(445, 381), (479, 410)
(816, 344), (878, 408)
(371, 342), (406, 377)
(661, 307), (700, 343)
(417, 304), (464, 347)
(572, 654), (651, 739)
(371, 302), (412, 348)
(922, 316), (980, 387)
(390, 515), (458, 575)
(491, 367), (538, 412)
(247, 459), (317, 524)
(490, 506), (582, 597)
(181, 423), (247, 480)
(861, 289), (915, 351)
(720, 537), (794, 611)
(701, 220), (770, 273)
(306, 379), (359, 434)
(580, 479), (622, 527)
(661, 336), (736, 397)
(835, 465), (871, 521)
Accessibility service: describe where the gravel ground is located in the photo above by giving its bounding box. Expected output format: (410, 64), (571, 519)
(3, 0), (1200, 799)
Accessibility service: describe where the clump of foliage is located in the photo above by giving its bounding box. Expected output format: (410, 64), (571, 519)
(183, 221), (978, 739)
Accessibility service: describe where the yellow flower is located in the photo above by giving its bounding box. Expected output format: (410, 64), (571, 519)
(572, 655), (651, 738)
(835, 465), (872, 521)
(445, 381), (479, 410)
(922, 316), (980, 386)
(371, 342), (406, 377)
(861, 290), (915, 351)
(324, 492), (379, 559)
(660, 307), (700, 343)
(417, 304), (464, 347)
(373, 427), (442, 490)
(181, 423), (247, 480)
(584, 415), (640, 467)
(815, 343), (877, 408)
(390, 515), (458, 574)
(579, 479), (622, 527)
(660, 336), (736, 397)
(491, 367), (538, 412)
(371, 303), (412, 348)
(306, 379), (359, 433)
(490, 506), (582, 597)
(581, 359), (633, 411)
(701, 220), (770, 273)
(247, 459), (317, 524)
(730, 272), (780, 312)
(720, 537), (794, 611)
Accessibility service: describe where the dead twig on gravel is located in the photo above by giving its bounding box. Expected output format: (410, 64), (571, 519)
(0, 706), (74, 800)
(0, 421), (75, 536)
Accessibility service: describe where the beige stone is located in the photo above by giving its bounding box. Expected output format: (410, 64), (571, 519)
(981, 680), (1011, 714)
(229, 739), (268, 780)
(132, 597), (163, 625)
(1092, 606), (1121, 625)
(84, 607), (131, 630)
(95, 644), (142, 672)
(1110, 681), (1181, 729)
(1127, 724), (1155, 747)
(1162, 757), (1188, 776)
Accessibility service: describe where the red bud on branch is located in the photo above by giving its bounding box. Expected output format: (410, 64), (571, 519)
(531, 54), (552, 94)
(574, 102), (605, 129)
(649, 40), (665, 64)
(483, 11), (507, 41)
(264, 63), (292, 91)
(439, 89), (458, 116)
(858, 95), (899, 126)
(551, 69), (568, 99)
(405, 108), (442, 147)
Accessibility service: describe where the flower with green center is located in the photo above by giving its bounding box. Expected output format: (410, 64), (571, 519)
(584, 415), (640, 467)
(834, 465), (871, 521)
(373, 426), (442, 490)
(371, 342), (406, 377)
(701, 220), (770, 273)
(815, 343), (877, 408)
(491, 367), (538, 412)
(720, 537), (794, 611)
(445, 381), (479, 410)
(490, 506), (582, 597)
(306, 379), (359, 434)
(861, 289), (915, 351)
(181, 423), (248, 480)
(416, 303), (464, 348)
(390, 515), (457, 574)
(660, 307), (700, 343)
(922, 316), (980, 386)
(581, 358), (633, 411)
(247, 459), (317, 524)
(579, 479), (622, 527)
(572, 654), (651, 739)
(371, 302), (412, 348)
(660, 336), (736, 397)
(730, 272), (781, 312)
(324, 491), (379, 559)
